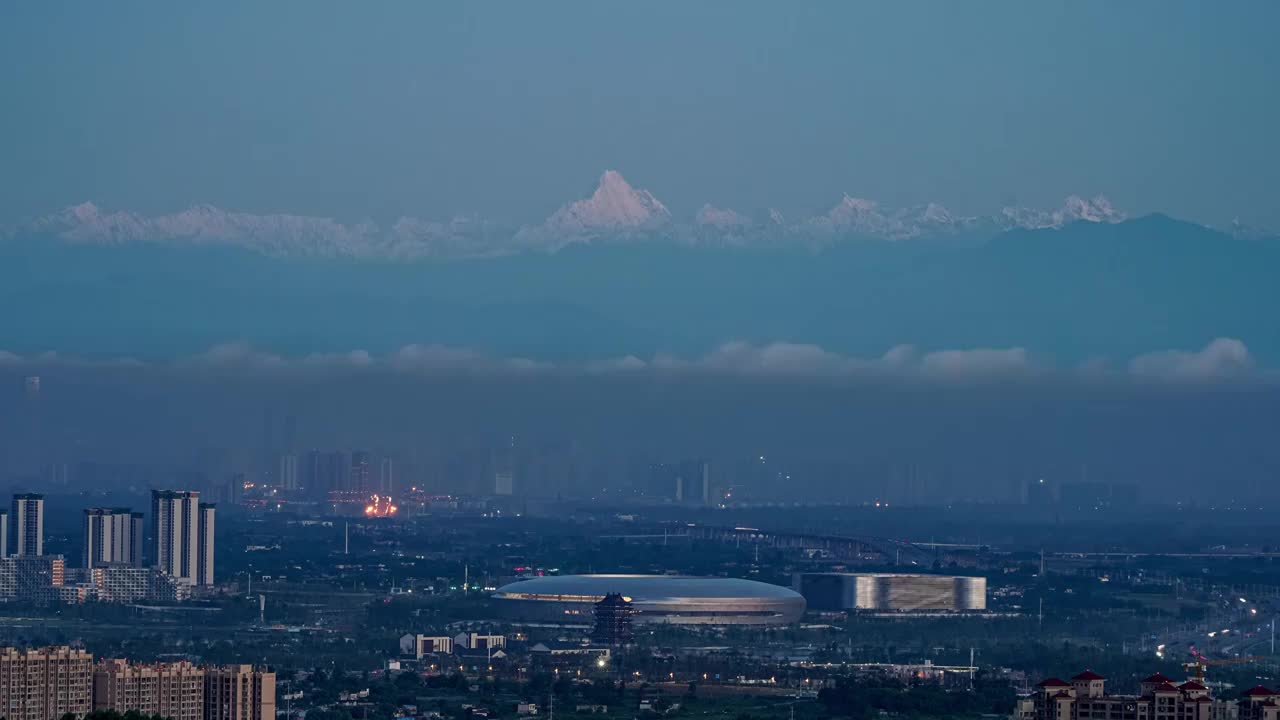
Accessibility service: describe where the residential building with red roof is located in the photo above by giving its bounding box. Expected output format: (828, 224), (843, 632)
(1020, 670), (1240, 720)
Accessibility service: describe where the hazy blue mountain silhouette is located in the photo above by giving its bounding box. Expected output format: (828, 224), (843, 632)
(2, 214), (1276, 363)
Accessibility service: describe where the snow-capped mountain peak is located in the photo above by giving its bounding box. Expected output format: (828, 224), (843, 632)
(67, 201), (102, 222)
(919, 202), (954, 225)
(1000, 194), (1125, 230)
(1061, 194), (1123, 224)
(545, 170), (671, 231)
(6, 172), (1143, 258)
(696, 203), (751, 229)
(816, 194), (956, 240)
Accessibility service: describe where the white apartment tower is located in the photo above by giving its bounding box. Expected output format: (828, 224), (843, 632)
(197, 503), (216, 586)
(278, 453), (298, 492)
(151, 490), (215, 586)
(379, 457), (395, 495)
(130, 512), (145, 565)
(12, 493), (44, 557)
(83, 507), (142, 568)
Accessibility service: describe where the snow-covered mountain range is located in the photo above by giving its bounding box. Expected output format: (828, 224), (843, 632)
(4, 169), (1140, 258)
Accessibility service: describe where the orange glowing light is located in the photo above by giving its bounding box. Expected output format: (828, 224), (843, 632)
(364, 494), (398, 517)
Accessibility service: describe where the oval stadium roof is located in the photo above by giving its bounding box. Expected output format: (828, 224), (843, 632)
(494, 574), (800, 602)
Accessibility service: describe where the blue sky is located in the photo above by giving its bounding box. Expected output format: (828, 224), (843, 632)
(2, 1), (1277, 226)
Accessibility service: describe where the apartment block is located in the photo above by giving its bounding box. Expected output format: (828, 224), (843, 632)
(0, 646), (93, 720)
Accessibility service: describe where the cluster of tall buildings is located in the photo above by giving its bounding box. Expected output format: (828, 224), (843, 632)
(1024, 478), (1140, 508)
(280, 449), (394, 499)
(646, 459), (714, 505)
(0, 646), (274, 720)
(0, 490), (216, 604)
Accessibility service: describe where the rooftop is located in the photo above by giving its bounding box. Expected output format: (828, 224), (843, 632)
(494, 574), (801, 602)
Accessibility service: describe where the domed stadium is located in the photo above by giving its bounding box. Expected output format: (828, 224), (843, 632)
(492, 574), (805, 626)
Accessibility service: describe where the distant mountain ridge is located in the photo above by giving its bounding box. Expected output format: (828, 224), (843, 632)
(2, 211), (1277, 365)
(4, 170), (1157, 259)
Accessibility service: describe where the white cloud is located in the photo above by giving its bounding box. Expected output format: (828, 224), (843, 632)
(390, 344), (547, 374)
(181, 342), (290, 371)
(302, 350), (375, 368)
(0, 339), (1268, 385)
(588, 355), (648, 373)
(1128, 338), (1255, 381)
(918, 347), (1034, 378)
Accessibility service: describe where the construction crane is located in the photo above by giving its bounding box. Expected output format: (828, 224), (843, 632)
(1183, 655), (1264, 684)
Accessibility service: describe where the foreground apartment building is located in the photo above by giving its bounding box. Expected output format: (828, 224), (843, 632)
(1018, 670), (1239, 720)
(93, 658), (206, 720)
(0, 647), (274, 720)
(0, 646), (93, 720)
(204, 664), (277, 720)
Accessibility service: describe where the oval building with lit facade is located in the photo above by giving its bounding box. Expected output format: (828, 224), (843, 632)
(492, 574), (806, 626)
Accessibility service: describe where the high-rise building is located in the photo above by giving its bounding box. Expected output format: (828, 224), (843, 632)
(83, 508), (138, 569)
(349, 451), (371, 493)
(379, 457), (395, 495)
(197, 503), (216, 586)
(0, 510), (7, 559)
(678, 460), (712, 505)
(152, 490), (198, 584)
(0, 645), (93, 720)
(204, 665), (275, 720)
(1026, 478), (1055, 505)
(130, 513), (145, 566)
(280, 414), (297, 455)
(47, 463), (69, 486)
(226, 474), (244, 506)
(278, 454), (298, 492)
(494, 471), (514, 496)
(152, 490), (213, 586)
(12, 493), (44, 557)
(92, 659), (204, 720)
(83, 508), (108, 568)
(302, 450), (347, 500)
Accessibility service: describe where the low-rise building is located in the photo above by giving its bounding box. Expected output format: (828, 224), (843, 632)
(1028, 671), (1237, 720)
(0, 556), (66, 602)
(61, 565), (190, 604)
(1238, 686), (1280, 720)
(401, 634), (455, 658)
(529, 641), (611, 670)
(455, 632), (506, 651)
(794, 572), (987, 612)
